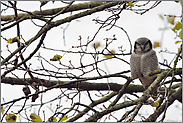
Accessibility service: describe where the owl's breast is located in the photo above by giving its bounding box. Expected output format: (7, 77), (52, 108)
(130, 52), (143, 79)
(140, 50), (158, 77)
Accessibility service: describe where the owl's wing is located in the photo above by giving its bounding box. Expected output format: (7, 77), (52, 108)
(141, 50), (158, 77)
(130, 52), (141, 79)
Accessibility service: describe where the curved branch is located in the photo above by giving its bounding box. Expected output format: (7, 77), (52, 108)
(84, 68), (182, 121)
(1, 15), (49, 32)
(85, 99), (138, 122)
(67, 92), (118, 122)
(144, 86), (182, 122)
(1, 1), (117, 21)
(1, 1), (120, 66)
(1, 31), (47, 79)
(108, 78), (132, 107)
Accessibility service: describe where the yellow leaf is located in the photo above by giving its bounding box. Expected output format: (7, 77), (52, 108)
(167, 16), (175, 25)
(16, 37), (20, 42)
(104, 50), (115, 58)
(172, 27), (176, 32)
(1, 106), (4, 114)
(59, 115), (68, 122)
(40, 1), (49, 3)
(50, 54), (62, 61)
(175, 41), (182, 44)
(7, 37), (20, 44)
(178, 47), (182, 55)
(7, 38), (13, 44)
(178, 30), (182, 39)
(127, 1), (134, 7)
(30, 113), (42, 122)
(159, 14), (164, 20)
(175, 22), (182, 30)
(180, 1), (182, 6)
(172, 21), (182, 32)
(151, 101), (159, 107)
(40, 1), (49, 7)
(93, 42), (101, 49)
(6, 113), (17, 122)
(49, 116), (57, 122)
(153, 42), (160, 49)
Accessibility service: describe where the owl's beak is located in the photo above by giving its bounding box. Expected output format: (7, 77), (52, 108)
(141, 46), (145, 50)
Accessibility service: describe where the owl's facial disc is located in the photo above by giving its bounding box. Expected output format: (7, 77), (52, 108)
(134, 40), (152, 53)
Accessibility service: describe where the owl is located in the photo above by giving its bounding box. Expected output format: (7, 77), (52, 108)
(130, 37), (158, 91)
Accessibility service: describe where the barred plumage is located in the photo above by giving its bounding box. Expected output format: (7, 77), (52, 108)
(130, 37), (158, 98)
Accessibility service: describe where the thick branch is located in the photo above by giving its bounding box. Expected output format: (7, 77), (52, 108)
(84, 68), (182, 121)
(1, 1), (115, 21)
(144, 86), (182, 122)
(1, 76), (144, 93)
(1, 68), (181, 89)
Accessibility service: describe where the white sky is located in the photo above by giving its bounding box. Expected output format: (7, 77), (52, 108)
(1, 1), (182, 122)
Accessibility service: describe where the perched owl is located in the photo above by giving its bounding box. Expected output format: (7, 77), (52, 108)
(130, 37), (158, 92)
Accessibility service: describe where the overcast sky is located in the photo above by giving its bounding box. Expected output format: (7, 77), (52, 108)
(1, 1), (182, 122)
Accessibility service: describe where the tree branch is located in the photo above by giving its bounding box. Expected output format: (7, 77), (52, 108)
(1, 31), (47, 79)
(1, 76), (144, 93)
(1, 1), (117, 21)
(84, 67), (182, 121)
(144, 86), (182, 122)
(1, 1), (121, 66)
(67, 92), (117, 121)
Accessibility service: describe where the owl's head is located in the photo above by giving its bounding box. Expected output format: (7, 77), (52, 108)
(134, 37), (152, 54)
